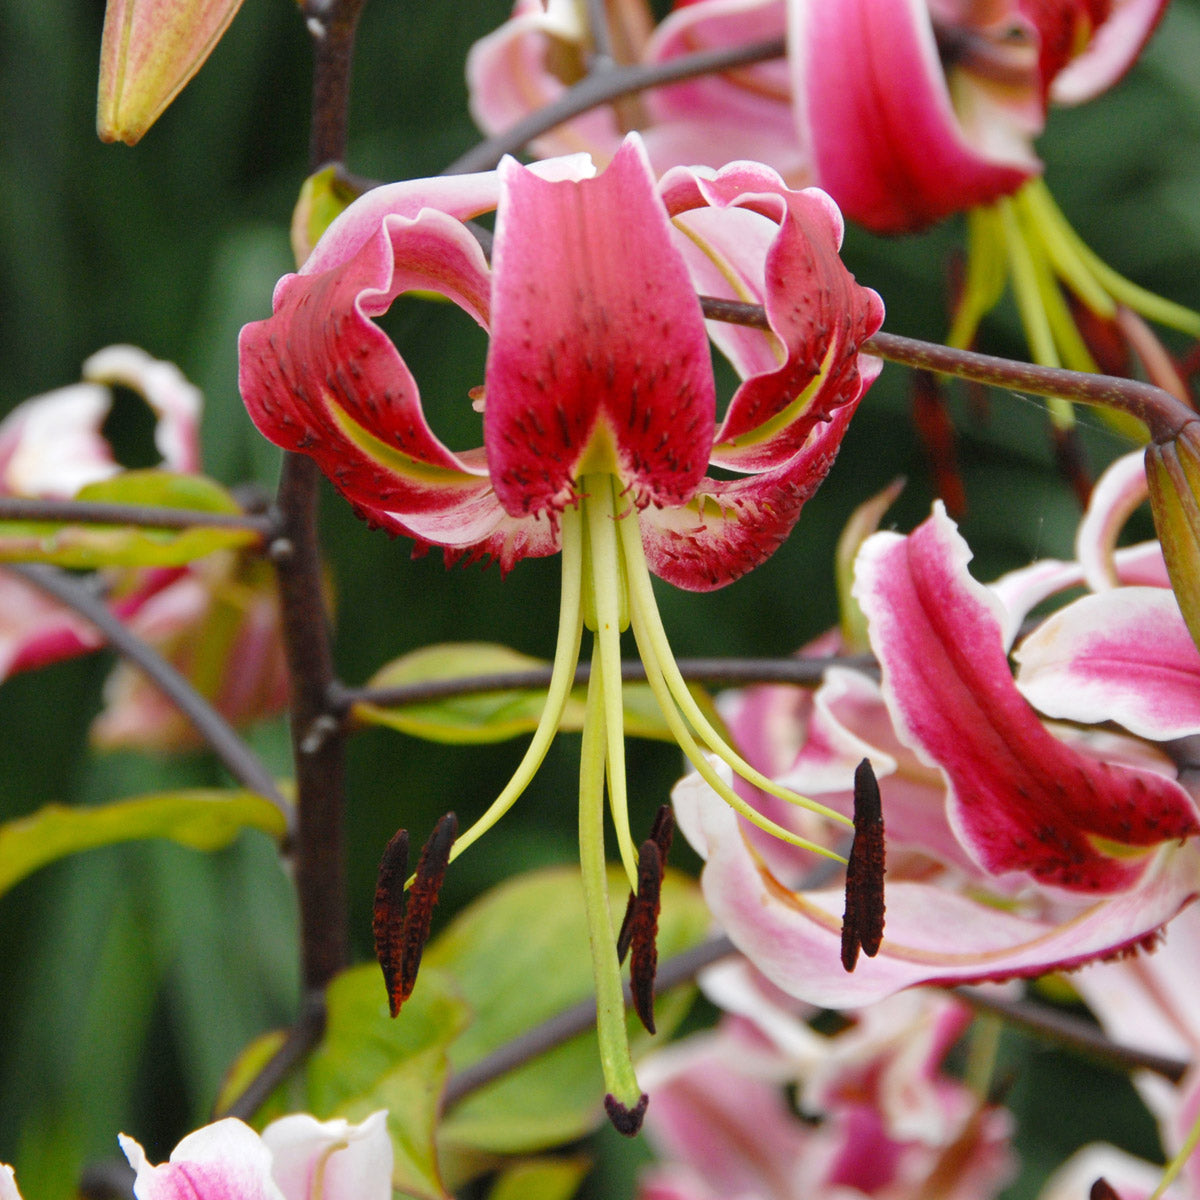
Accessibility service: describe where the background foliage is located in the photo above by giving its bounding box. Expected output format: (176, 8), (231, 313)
(1, 0), (1199, 1195)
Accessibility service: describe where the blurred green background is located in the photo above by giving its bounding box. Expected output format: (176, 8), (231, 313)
(1, 0), (1198, 1195)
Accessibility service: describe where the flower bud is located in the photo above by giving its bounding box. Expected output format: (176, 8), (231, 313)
(1145, 422), (1200, 654)
(97, 0), (244, 144)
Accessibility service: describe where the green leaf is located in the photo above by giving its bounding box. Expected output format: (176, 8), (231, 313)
(0, 789), (287, 899)
(244, 965), (471, 1200)
(427, 865), (710, 1163)
(0, 470), (258, 567)
(487, 1157), (591, 1200)
(353, 642), (672, 744)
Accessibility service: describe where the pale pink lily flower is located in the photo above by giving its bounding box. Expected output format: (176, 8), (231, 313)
(0, 349), (287, 750)
(1, 1112), (392, 1200)
(466, 0), (807, 182)
(637, 986), (1014, 1200)
(675, 471), (1200, 1007)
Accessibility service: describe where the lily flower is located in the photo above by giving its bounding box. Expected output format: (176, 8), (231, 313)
(674, 462), (1200, 1008)
(637, 983), (1015, 1200)
(0, 347), (288, 750)
(239, 133), (883, 1123)
(0, 1111), (392, 1200)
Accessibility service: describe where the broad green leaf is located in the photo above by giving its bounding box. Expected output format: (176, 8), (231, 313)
(488, 1157), (590, 1200)
(0, 470), (258, 567)
(428, 866), (710, 1162)
(245, 964), (470, 1200)
(353, 642), (672, 744)
(0, 789), (287, 899)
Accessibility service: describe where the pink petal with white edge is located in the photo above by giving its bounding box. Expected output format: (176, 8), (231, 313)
(262, 1111), (392, 1200)
(855, 505), (1199, 892)
(0, 384), (118, 498)
(1076, 449), (1151, 590)
(84, 345), (203, 474)
(1015, 587), (1200, 740)
(1050, 0), (1170, 105)
(640, 393), (861, 590)
(789, 0), (1036, 232)
(485, 137), (715, 517)
(120, 1119), (284, 1200)
(684, 788), (1200, 1008)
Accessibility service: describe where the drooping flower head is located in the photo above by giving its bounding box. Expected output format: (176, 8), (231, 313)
(239, 133), (883, 1124)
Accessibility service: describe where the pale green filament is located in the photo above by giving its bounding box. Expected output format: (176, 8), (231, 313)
(582, 474), (639, 889)
(578, 638), (642, 1112)
(442, 505), (585, 868)
(615, 497), (851, 855)
(1150, 1098), (1200, 1200)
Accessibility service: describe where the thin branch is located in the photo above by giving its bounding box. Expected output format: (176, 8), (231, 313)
(446, 36), (786, 174)
(699, 296), (1196, 442)
(332, 653), (880, 712)
(213, 989), (328, 1120)
(0, 496), (272, 534)
(954, 986), (1189, 1083)
(12, 563), (289, 822)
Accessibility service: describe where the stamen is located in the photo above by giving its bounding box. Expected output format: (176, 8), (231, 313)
(617, 805), (674, 963)
(604, 1092), (649, 1137)
(374, 814), (457, 1016)
(1090, 1180), (1120, 1200)
(841, 758), (886, 972)
(627, 839), (663, 1035)
(373, 828), (409, 1017)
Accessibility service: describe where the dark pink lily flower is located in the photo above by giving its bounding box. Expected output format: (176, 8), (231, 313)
(240, 133), (883, 1115)
(675, 467), (1200, 1008)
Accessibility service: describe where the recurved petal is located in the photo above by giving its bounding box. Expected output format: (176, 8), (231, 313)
(240, 206), (499, 525)
(854, 505), (1200, 893)
(1049, 0), (1170, 105)
(662, 163), (884, 472)
(684, 789), (1200, 1008)
(1015, 588), (1200, 740)
(789, 0), (1036, 232)
(640, 392), (859, 591)
(485, 137), (716, 516)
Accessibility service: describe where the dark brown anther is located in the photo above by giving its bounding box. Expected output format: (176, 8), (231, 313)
(398, 812), (458, 1008)
(629, 840), (663, 1034)
(617, 806), (674, 964)
(373, 828), (409, 1017)
(841, 759), (886, 972)
(372, 814), (457, 1017)
(604, 1091), (650, 1137)
(1090, 1178), (1121, 1200)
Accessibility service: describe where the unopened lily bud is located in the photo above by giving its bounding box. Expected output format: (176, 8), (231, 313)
(1146, 423), (1200, 655)
(97, 0), (245, 144)
(290, 167), (365, 268)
